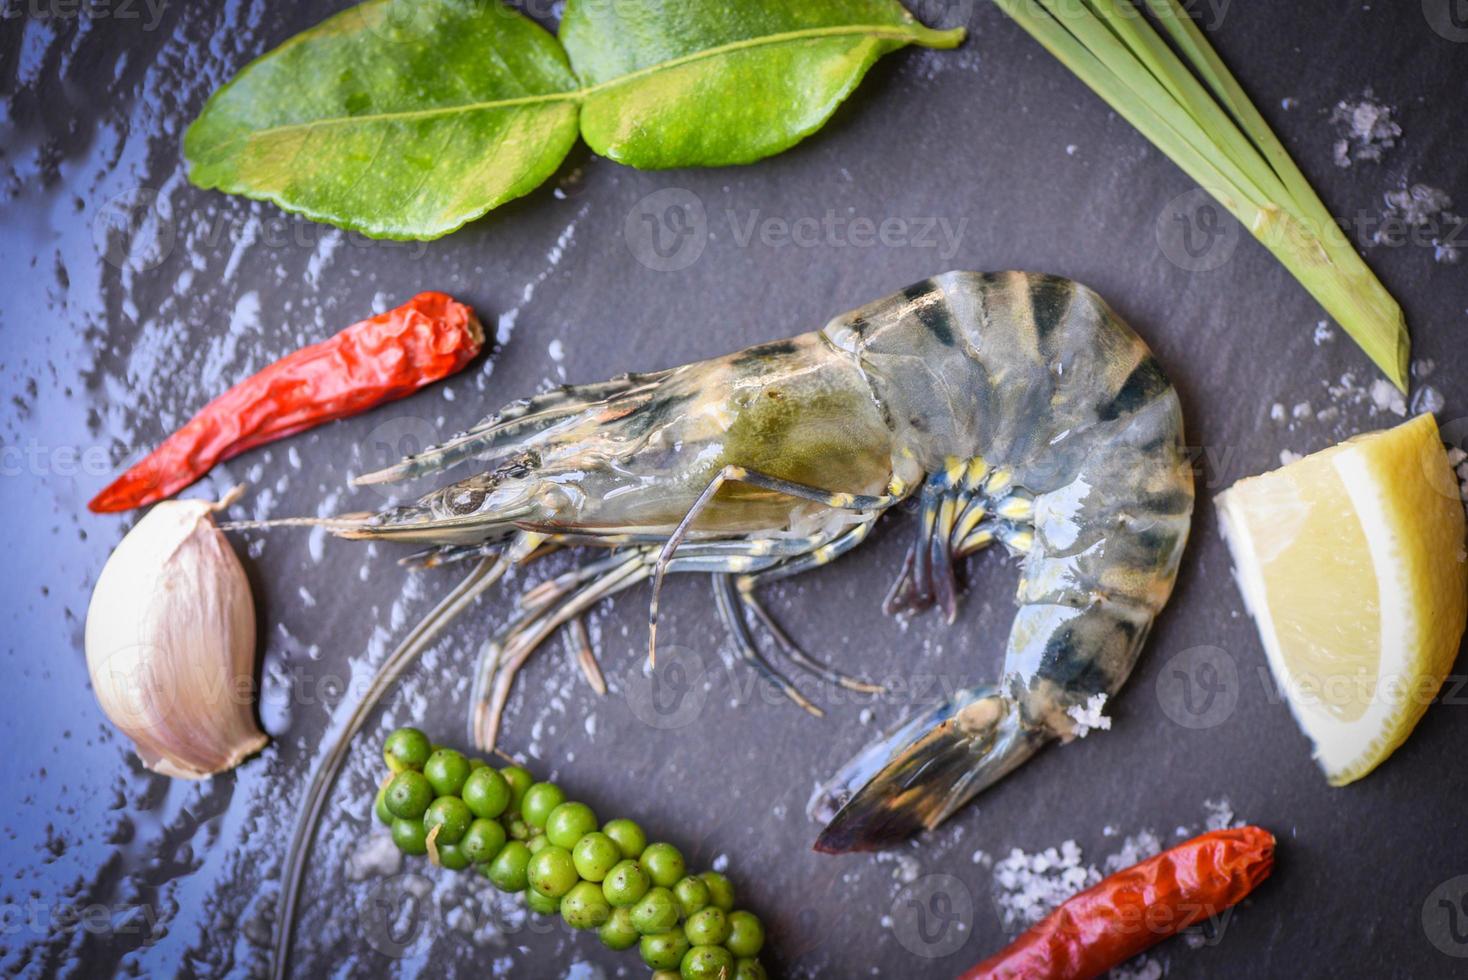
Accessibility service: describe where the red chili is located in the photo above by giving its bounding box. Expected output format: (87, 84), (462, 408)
(960, 826), (1275, 980)
(89, 292), (483, 513)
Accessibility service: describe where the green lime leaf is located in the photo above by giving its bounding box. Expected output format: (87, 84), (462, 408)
(184, 0), (580, 240)
(562, 0), (965, 168)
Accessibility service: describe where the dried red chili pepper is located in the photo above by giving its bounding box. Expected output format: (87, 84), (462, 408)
(961, 826), (1275, 980)
(89, 292), (483, 513)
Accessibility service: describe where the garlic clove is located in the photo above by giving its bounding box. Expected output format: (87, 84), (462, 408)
(85, 494), (266, 779)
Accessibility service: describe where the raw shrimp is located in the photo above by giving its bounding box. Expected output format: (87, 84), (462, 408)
(264, 271), (1193, 974)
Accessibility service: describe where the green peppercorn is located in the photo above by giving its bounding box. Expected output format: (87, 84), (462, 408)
(639, 843), (686, 888)
(598, 907), (640, 951)
(561, 880), (612, 930)
(572, 832), (620, 883)
(734, 957), (767, 980)
(525, 889), (560, 916)
(545, 801), (599, 849)
(462, 767), (512, 820)
(460, 818), (507, 865)
(384, 771), (433, 821)
(486, 840), (532, 892)
(602, 818), (648, 860)
(725, 910), (765, 958)
(699, 870), (735, 911)
(383, 727), (431, 773)
(630, 886), (680, 934)
(423, 796), (472, 846)
(435, 842), (470, 872)
(504, 816), (531, 841)
(684, 907), (730, 947)
(639, 930), (690, 971)
(681, 945), (734, 979)
(673, 876), (710, 918)
(390, 817), (428, 856)
(500, 766), (534, 811)
(521, 782), (566, 830)
(374, 783), (394, 826)
(527, 845), (578, 899)
(602, 859), (651, 908)
(423, 749), (471, 797)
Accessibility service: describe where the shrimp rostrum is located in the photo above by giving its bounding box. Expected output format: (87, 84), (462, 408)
(289, 271), (1194, 857)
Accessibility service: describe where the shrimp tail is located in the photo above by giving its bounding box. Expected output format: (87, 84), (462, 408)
(810, 685), (1047, 853)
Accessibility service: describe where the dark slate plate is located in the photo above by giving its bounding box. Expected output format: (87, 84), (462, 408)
(2, 1), (1466, 977)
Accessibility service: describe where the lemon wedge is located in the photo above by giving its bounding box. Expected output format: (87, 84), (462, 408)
(1217, 413), (1467, 785)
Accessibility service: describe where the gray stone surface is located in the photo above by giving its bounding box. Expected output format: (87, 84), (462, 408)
(2, 1), (1466, 976)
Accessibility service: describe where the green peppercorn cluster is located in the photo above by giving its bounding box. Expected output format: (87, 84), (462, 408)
(377, 727), (767, 979)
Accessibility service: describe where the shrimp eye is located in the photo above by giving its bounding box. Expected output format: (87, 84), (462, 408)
(447, 488), (487, 515)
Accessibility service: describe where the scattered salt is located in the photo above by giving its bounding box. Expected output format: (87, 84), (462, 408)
(1203, 798), (1240, 831)
(1374, 183), (1462, 265)
(1066, 693), (1111, 737)
(1369, 378), (1408, 416)
(1313, 321), (1335, 345)
(1291, 402), (1312, 420)
(1104, 830), (1162, 873)
(1269, 403), (1286, 423)
(1330, 93), (1401, 167)
(1279, 450), (1303, 466)
(346, 831), (402, 881)
(1410, 385), (1445, 416)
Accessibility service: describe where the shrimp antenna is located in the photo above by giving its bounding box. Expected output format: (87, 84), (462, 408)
(271, 554), (507, 980)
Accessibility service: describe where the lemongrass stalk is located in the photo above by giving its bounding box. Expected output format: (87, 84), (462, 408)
(1042, 1), (1277, 210)
(997, 1), (1266, 215)
(996, 0), (1411, 389)
(1085, 0), (1289, 204)
(1143, 0), (1409, 389)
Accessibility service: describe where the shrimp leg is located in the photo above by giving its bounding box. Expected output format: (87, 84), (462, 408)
(712, 574), (823, 717)
(647, 465), (903, 663)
